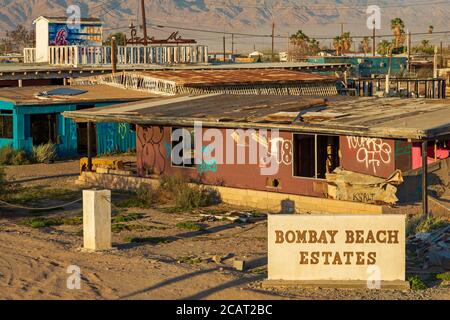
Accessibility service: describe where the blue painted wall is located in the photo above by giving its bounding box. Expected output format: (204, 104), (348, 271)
(307, 56), (408, 77)
(96, 122), (136, 155)
(0, 100), (136, 158)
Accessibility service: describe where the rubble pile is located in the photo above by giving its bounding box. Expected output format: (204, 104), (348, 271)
(407, 225), (450, 271)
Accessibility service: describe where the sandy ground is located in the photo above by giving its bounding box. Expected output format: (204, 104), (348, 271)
(0, 161), (449, 300)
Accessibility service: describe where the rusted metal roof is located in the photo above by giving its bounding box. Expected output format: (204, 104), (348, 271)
(136, 69), (337, 86)
(63, 95), (450, 140)
(0, 85), (158, 106)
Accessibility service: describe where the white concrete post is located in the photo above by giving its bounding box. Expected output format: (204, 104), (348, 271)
(83, 189), (112, 251)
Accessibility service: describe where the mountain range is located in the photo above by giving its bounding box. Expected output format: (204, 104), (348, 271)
(0, 0), (448, 51)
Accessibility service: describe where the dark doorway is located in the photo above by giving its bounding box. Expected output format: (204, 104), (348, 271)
(30, 114), (58, 146)
(77, 122), (97, 155)
(294, 134), (340, 179)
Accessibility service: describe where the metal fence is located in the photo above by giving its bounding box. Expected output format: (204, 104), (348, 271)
(24, 45), (209, 67)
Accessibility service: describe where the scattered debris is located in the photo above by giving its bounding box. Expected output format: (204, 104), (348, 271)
(407, 225), (450, 271)
(233, 259), (246, 271)
(199, 210), (266, 223)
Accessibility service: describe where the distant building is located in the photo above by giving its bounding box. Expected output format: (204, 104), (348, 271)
(248, 51), (264, 61)
(0, 85), (155, 157)
(34, 16), (103, 63)
(279, 52), (288, 62)
(208, 52), (234, 63)
(307, 56), (408, 77)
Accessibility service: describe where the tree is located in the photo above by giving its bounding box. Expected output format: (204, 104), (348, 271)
(390, 18), (406, 48)
(377, 40), (393, 56)
(104, 32), (127, 46)
(4, 25), (35, 52)
(333, 32), (352, 55)
(288, 30), (320, 61)
(360, 37), (371, 56)
(412, 40), (435, 55)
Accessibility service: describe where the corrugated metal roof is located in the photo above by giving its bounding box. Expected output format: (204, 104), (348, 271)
(0, 85), (158, 106)
(63, 95), (450, 140)
(136, 70), (337, 87)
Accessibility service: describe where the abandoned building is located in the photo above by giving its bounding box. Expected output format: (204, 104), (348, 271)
(64, 95), (450, 215)
(0, 85), (156, 157)
(72, 69), (340, 96)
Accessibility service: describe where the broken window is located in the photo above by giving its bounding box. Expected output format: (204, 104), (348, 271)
(0, 111), (13, 139)
(171, 127), (195, 168)
(293, 134), (340, 179)
(30, 114), (58, 146)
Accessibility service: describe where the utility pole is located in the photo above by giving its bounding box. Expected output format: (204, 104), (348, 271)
(407, 30), (411, 72)
(111, 36), (117, 74)
(140, 0), (148, 46)
(372, 20), (376, 57)
(440, 41), (444, 68)
(231, 33), (234, 56)
(271, 21), (275, 62)
(223, 35), (226, 63)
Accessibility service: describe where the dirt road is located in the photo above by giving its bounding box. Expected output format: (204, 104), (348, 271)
(0, 161), (449, 300)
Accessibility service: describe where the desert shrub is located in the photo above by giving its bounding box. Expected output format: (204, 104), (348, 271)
(160, 174), (218, 210)
(116, 188), (156, 209)
(11, 150), (30, 165)
(407, 214), (448, 236)
(0, 166), (5, 193)
(176, 221), (205, 231)
(408, 275), (427, 290)
(31, 143), (56, 164)
(0, 146), (31, 165)
(174, 184), (216, 211)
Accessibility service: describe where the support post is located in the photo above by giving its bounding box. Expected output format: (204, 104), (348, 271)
(422, 140), (429, 217)
(111, 36), (117, 74)
(87, 121), (93, 172)
(18, 79), (23, 87)
(372, 20), (376, 57)
(140, 0), (148, 46)
(271, 21), (275, 62)
(83, 189), (112, 251)
(223, 35), (226, 63)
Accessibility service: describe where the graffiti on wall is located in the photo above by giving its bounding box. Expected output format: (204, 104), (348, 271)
(197, 145), (218, 174)
(49, 23), (102, 46)
(252, 133), (293, 166)
(346, 136), (392, 174)
(137, 126), (167, 175)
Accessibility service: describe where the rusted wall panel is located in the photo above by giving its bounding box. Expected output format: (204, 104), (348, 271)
(136, 125), (326, 198)
(340, 136), (396, 178)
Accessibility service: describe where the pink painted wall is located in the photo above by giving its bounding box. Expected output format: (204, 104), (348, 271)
(412, 141), (450, 170)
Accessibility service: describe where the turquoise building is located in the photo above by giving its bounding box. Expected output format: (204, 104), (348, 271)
(0, 85), (153, 157)
(307, 56), (408, 77)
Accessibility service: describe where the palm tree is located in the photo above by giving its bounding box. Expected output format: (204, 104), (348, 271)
(377, 40), (392, 56)
(390, 18), (406, 48)
(361, 36), (370, 56)
(341, 32), (352, 53)
(333, 36), (342, 55)
(428, 25), (434, 34)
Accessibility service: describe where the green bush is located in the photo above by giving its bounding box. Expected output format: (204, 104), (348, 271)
(408, 275), (427, 290)
(176, 221), (205, 231)
(116, 188), (156, 209)
(0, 146), (31, 165)
(0, 166), (5, 193)
(160, 174), (218, 211)
(31, 143), (56, 164)
(407, 214), (448, 236)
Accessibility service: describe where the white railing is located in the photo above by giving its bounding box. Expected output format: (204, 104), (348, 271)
(23, 48), (36, 63)
(47, 45), (209, 67)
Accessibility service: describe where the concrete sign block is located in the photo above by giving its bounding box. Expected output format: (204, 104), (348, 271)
(83, 189), (112, 251)
(267, 214), (408, 289)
